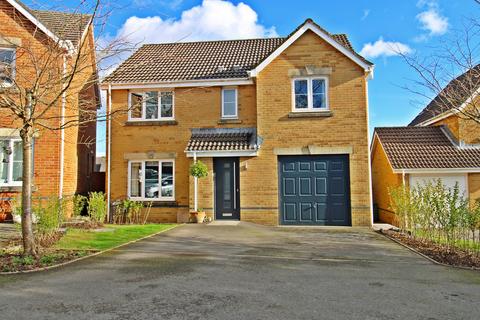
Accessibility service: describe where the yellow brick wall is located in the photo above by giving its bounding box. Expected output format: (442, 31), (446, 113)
(371, 136), (403, 224)
(431, 115), (460, 140)
(109, 85), (257, 222)
(468, 173), (480, 203)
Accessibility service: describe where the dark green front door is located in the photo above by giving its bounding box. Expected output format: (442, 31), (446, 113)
(214, 157), (240, 220)
(278, 155), (351, 226)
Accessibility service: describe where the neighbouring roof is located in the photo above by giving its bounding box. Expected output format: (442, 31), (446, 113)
(9, 0), (91, 47)
(409, 64), (480, 126)
(186, 128), (260, 152)
(31, 10), (91, 46)
(103, 19), (372, 84)
(374, 126), (480, 170)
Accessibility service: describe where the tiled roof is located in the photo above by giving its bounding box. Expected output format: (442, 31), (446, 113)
(409, 64), (480, 126)
(103, 19), (371, 83)
(374, 126), (480, 170)
(186, 128), (259, 152)
(31, 10), (91, 46)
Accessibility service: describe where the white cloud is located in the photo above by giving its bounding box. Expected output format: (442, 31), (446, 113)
(360, 37), (412, 59)
(113, 0), (277, 45)
(361, 9), (370, 21)
(416, 0), (449, 36)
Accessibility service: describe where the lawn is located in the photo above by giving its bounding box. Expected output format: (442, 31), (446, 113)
(55, 224), (176, 251)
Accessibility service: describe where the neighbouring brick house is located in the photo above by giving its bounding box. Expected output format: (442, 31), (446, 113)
(372, 67), (480, 224)
(0, 0), (99, 220)
(102, 19), (374, 226)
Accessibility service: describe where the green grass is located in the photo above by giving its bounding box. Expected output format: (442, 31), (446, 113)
(54, 224), (176, 251)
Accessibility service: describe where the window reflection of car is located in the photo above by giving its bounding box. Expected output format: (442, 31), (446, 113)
(145, 175), (173, 198)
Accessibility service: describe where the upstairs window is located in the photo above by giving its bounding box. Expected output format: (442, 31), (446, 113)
(292, 77), (328, 111)
(128, 91), (174, 121)
(0, 138), (23, 186)
(222, 88), (238, 118)
(0, 48), (15, 87)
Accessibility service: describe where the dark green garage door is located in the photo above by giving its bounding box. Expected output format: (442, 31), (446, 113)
(278, 155), (351, 226)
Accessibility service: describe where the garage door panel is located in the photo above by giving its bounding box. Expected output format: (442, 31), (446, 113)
(283, 178), (296, 196)
(279, 155), (350, 226)
(300, 203), (313, 221)
(330, 177), (345, 196)
(283, 203), (297, 221)
(299, 162), (311, 172)
(315, 177), (327, 195)
(314, 161), (327, 171)
(299, 178), (312, 196)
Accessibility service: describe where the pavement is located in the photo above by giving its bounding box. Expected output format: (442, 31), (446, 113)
(0, 223), (19, 248)
(0, 222), (479, 320)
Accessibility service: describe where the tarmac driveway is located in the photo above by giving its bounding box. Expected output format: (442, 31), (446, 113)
(1, 222), (479, 320)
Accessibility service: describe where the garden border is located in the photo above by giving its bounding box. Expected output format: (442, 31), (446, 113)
(0, 224), (180, 275)
(378, 230), (480, 271)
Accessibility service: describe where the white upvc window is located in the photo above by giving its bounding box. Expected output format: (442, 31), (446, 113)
(292, 77), (329, 111)
(128, 91), (174, 121)
(221, 88), (238, 118)
(0, 47), (15, 87)
(128, 159), (175, 201)
(0, 138), (23, 186)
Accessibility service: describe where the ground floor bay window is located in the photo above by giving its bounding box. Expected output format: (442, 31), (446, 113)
(128, 160), (174, 201)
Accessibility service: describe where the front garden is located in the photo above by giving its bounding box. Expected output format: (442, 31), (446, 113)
(0, 192), (176, 273)
(385, 180), (480, 269)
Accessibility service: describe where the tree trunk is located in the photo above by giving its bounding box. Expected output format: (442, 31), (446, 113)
(20, 92), (37, 257)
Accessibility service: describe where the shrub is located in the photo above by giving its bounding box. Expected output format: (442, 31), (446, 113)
(34, 197), (65, 243)
(389, 179), (479, 254)
(87, 192), (106, 224)
(112, 199), (150, 224)
(72, 195), (87, 217)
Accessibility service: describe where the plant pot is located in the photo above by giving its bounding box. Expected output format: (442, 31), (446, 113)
(195, 211), (206, 224)
(0, 213), (6, 222)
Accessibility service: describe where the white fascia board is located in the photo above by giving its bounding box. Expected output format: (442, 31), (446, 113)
(393, 168), (480, 174)
(185, 150), (258, 158)
(248, 22), (373, 78)
(6, 0), (70, 50)
(101, 79), (254, 90)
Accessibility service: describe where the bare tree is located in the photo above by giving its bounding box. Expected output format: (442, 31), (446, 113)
(0, 0), (131, 256)
(402, 16), (480, 125)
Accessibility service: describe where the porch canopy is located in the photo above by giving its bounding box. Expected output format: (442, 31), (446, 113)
(185, 128), (261, 157)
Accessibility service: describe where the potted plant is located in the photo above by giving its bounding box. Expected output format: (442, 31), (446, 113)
(189, 159), (208, 223)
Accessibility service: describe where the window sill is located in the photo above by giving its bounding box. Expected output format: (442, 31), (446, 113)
(288, 110), (333, 118)
(218, 118), (242, 124)
(0, 185), (22, 192)
(125, 120), (178, 126)
(127, 200), (178, 207)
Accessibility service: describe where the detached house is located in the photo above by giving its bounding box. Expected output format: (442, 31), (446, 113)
(372, 67), (480, 224)
(0, 0), (99, 220)
(103, 19), (374, 226)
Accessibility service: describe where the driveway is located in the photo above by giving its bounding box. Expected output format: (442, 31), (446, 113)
(0, 222), (479, 320)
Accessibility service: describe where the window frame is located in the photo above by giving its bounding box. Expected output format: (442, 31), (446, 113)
(128, 91), (175, 121)
(0, 138), (22, 187)
(0, 47), (16, 88)
(221, 88), (238, 118)
(127, 159), (175, 201)
(291, 76), (329, 112)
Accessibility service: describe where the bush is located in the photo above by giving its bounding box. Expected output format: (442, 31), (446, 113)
(72, 194), (87, 217)
(87, 192), (106, 224)
(389, 180), (480, 254)
(34, 197), (66, 243)
(112, 199), (151, 224)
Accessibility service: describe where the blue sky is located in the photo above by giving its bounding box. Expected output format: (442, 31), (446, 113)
(26, 0), (480, 155)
